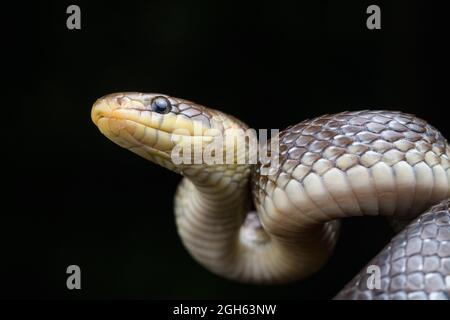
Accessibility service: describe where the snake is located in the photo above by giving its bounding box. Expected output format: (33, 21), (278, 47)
(91, 92), (450, 299)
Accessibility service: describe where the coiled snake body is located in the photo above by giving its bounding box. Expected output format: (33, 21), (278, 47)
(91, 92), (450, 299)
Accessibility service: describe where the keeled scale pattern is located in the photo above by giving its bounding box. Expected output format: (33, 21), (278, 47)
(252, 110), (450, 217)
(335, 199), (450, 300)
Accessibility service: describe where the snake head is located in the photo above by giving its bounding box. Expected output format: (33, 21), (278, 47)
(91, 92), (248, 174)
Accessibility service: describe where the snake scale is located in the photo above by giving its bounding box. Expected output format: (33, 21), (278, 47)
(91, 92), (450, 299)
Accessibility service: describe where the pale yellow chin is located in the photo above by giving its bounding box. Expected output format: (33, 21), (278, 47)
(92, 97), (175, 157)
(96, 117), (173, 160)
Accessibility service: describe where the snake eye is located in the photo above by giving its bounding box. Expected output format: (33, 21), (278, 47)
(151, 96), (172, 114)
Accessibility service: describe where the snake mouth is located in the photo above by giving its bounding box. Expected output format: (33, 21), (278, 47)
(95, 116), (174, 158)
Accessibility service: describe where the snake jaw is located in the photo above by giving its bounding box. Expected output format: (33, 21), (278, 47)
(91, 92), (235, 173)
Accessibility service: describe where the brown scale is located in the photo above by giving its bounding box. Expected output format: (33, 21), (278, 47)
(252, 110), (449, 209)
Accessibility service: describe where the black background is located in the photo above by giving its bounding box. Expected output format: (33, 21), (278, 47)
(4, 1), (448, 299)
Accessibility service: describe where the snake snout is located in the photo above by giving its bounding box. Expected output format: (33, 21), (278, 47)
(91, 98), (110, 125)
(91, 93), (145, 126)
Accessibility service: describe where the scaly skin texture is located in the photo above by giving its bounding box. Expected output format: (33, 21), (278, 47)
(91, 92), (450, 298)
(335, 199), (450, 300)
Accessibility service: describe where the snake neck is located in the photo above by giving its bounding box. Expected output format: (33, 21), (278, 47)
(174, 164), (338, 284)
